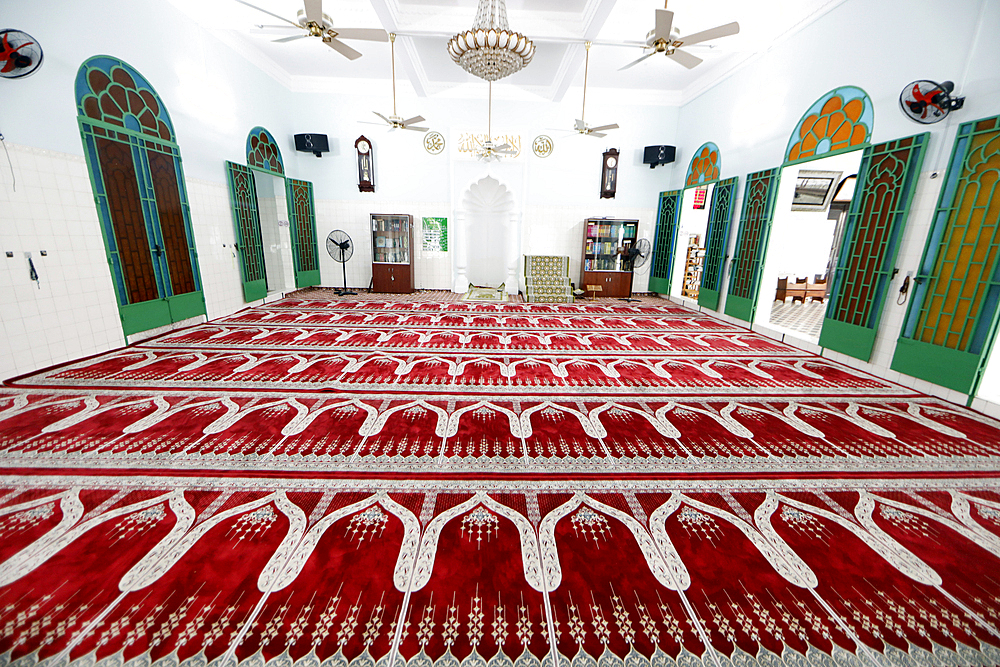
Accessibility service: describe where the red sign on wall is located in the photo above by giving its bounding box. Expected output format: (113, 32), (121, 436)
(692, 186), (708, 209)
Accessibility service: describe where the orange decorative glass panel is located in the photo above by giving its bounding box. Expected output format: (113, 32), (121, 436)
(685, 142), (721, 186)
(785, 86), (872, 164)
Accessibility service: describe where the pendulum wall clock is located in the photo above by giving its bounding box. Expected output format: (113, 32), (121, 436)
(356, 135), (375, 192)
(601, 148), (619, 199)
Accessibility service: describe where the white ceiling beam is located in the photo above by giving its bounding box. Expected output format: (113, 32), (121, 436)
(548, 0), (618, 102)
(394, 35), (429, 99)
(550, 42), (585, 104)
(582, 0), (619, 40)
(368, 0), (427, 97)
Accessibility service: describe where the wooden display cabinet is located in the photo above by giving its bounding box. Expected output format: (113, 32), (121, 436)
(371, 213), (415, 293)
(581, 218), (639, 298)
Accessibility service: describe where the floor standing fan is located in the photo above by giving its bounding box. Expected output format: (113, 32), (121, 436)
(326, 230), (356, 296)
(621, 238), (652, 302)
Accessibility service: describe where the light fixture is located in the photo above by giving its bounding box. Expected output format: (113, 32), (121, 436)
(447, 0), (534, 82)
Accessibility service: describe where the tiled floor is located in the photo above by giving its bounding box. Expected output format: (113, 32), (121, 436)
(768, 298), (827, 340)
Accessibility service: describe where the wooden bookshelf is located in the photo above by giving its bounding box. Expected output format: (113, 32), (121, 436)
(581, 218), (638, 298)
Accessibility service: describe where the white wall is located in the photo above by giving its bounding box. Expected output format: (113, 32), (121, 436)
(0, 144), (123, 380)
(0, 0), (679, 381)
(669, 0), (1000, 409)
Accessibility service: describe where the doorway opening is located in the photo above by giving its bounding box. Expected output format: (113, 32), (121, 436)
(757, 150), (863, 343)
(253, 171), (294, 294)
(670, 183), (715, 302)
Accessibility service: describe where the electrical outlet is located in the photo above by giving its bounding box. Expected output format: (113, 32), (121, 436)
(906, 271), (913, 278)
(23, 251), (31, 259)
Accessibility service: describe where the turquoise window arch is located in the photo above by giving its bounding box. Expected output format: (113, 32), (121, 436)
(246, 126), (284, 176)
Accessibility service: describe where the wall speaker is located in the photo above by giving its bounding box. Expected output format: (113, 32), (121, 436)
(295, 133), (330, 157)
(643, 145), (676, 169)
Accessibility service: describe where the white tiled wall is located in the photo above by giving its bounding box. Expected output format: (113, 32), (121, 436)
(0, 143), (124, 381)
(313, 199), (452, 291)
(186, 178), (250, 320)
(0, 147), (258, 382)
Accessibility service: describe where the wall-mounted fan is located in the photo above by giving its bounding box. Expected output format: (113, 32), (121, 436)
(0, 30), (43, 79)
(362, 34), (428, 132)
(326, 230), (356, 296)
(238, 0), (387, 60)
(620, 2), (738, 71)
(899, 80), (965, 124)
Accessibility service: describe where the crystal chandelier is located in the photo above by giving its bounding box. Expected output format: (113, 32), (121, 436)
(447, 0), (534, 82)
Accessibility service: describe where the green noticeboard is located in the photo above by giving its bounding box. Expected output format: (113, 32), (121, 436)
(423, 217), (448, 252)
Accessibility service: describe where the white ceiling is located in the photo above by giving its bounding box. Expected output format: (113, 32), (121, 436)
(168, 0), (846, 103)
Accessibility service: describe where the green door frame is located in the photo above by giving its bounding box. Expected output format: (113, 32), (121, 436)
(819, 133), (928, 361)
(78, 114), (206, 337)
(724, 168), (781, 322)
(648, 190), (683, 294)
(892, 115), (1000, 396)
(226, 161), (268, 302)
(698, 176), (739, 311)
(286, 178), (321, 288)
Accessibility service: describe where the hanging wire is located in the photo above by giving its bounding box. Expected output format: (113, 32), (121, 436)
(0, 133), (15, 192)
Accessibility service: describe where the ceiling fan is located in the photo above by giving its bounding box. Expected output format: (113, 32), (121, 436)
(478, 82), (516, 162)
(363, 33), (428, 132)
(237, 0), (388, 60)
(574, 42), (619, 138)
(620, 1), (739, 71)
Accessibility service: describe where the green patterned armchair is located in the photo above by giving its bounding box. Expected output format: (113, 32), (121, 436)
(524, 255), (574, 303)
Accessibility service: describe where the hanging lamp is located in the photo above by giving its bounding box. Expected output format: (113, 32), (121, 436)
(447, 0), (534, 82)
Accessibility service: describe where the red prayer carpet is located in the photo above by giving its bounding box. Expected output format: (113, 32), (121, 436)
(1, 289), (999, 667)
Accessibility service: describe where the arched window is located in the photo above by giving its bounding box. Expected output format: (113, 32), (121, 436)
(76, 55), (205, 336)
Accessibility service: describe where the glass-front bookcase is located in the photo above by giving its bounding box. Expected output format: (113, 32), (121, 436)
(581, 218), (639, 298)
(371, 213), (414, 293)
(371, 214), (411, 264)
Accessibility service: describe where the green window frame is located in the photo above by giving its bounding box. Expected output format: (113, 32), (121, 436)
(649, 190), (682, 295)
(892, 115), (1000, 395)
(76, 55), (205, 337)
(698, 176), (739, 311)
(724, 168), (781, 322)
(286, 178), (321, 288)
(819, 133), (928, 361)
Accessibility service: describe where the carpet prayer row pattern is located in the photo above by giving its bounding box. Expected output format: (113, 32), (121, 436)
(2, 292), (1000, 476)
(2, 477), (1000, 667)
(3, 291), (1000, 667)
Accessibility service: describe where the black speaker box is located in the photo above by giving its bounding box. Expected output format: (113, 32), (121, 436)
(295, 133), (330, 157)
(643, 145), (676, 168)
